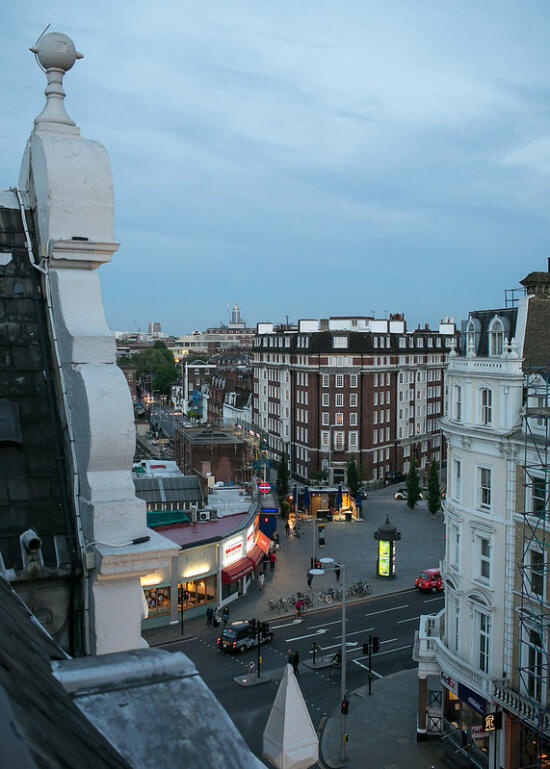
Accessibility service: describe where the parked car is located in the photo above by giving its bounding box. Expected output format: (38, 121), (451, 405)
(384, 471), (406, 486)
(394, 488), (424, 500)
(415, 568), (444, 593)
(217, 620), (273, 654)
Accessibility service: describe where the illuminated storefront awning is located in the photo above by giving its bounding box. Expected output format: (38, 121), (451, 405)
(256, 530), (271, 554)
(221, 557), (254, 585)
(247, 544), (264, 569)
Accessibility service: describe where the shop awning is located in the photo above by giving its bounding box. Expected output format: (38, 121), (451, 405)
(247, 545), (264, 569)
(256, 530), (272, 554)
(221, 557), (254, 585)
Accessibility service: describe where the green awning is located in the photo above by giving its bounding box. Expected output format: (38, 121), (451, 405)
(147, 510), (191, 526)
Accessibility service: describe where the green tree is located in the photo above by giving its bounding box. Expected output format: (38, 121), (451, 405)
(406, 457), (421, 510)
(128, 342), (179, 396)
(311, 470), (329, 484)
(427, 460), (441, 515)
(277, 450), (290, 500)
(346, 457), (361, 497)
(280, 499), (289, 518)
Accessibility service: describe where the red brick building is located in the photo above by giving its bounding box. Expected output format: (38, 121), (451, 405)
(252, 315), (458, 484)
(173, 427), (250, 483)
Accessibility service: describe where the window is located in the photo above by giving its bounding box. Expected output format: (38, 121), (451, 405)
(350, 412), (357, 426)
(480, 388), (492, 425)
(479, 468), (491, 510)
(322, 413), (329, 426)
(335, 412), (344, 426)
(336, 374), (344, 387)
(526, 629), (544, 701)
(449, 523), (460, 570)
(479, 538), (491, 581)
(533, 477), (547, 516)
(529, 550), (544, 596)
(453, 385), (462, 422)
(478, 612), (491, 673)
(322, 374), (330, 388)
(334, 431), (344, 451)
(350, 393), (358, 407)
(333, 336), (348, 348)
(349, 431), (358, 449)
(322, 393), (330, 407)
(449, 594), (460, 654)
(454, 460), (461, 501)
(373, 392), (378, 406)
(489, 316), (504, 357)
(335, 393), (344, 407)
(350, 374), (358, 387)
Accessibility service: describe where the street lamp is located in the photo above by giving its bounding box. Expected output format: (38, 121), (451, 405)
(309, 557), (347, 761)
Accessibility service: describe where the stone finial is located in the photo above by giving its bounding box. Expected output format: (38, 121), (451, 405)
(30, 32), (83, 132)
(449, 338), (457, 357)
(509, 337), (519, 359)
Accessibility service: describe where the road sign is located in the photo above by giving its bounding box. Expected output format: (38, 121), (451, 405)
(259, 482), (271, 494)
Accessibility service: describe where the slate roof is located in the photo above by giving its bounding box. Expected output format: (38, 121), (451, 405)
(462, 307), (518, 357)
(0, 205), (77, 574)
(0, 576), (131, 769)
(255, 328), (455, 354)
(133, 475), (203, 505)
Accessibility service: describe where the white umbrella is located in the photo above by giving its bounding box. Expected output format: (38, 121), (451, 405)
(262, 664), (319, 769)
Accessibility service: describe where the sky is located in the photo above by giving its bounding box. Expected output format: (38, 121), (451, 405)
(2, 2), (550, 335)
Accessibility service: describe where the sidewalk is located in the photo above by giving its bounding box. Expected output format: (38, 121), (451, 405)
(143, 485), (445, 646)
(320, 667), (448, 769)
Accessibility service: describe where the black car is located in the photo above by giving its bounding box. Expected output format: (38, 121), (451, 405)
(384, 471), (406, 486)
(217, 619), (273, 653)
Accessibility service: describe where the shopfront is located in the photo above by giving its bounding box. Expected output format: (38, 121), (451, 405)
(220, 527), (272, 602)
(441, 672), (489, 768)
(176, 542), (218, 618)
(141, 566), (173, 624)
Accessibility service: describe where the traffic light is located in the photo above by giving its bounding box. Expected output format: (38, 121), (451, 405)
(261, 621), (269, 636)
(340, 699), (349, 715)
(318, 524), (326, 547)
(362, 642), (369, 655)
(372, 636), (380, 653)
(249, 618), (257, 635)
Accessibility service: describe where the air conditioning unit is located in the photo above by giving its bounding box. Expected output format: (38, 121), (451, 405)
(199, 511), (211, 522)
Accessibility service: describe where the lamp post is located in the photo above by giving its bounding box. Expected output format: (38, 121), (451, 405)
(309, 557), (347, 761)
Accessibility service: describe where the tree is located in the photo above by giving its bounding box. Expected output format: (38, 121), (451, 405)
(406, 457), (421, 510)
(346, 458), (361, 497)
(427, 460), (441, 515)
(277, 450), (290, 500)
(311, 470), (329, 484)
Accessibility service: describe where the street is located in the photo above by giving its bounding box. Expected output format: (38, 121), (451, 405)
(158, 588), (444, 761)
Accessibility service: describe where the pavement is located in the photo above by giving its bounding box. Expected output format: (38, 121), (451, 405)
(143, 485), (451, 768)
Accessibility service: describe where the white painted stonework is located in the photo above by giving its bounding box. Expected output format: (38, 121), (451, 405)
(19, 32), (178, 654)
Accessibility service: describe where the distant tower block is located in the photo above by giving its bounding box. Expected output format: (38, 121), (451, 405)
(148, 321), (161, 334)
(231, 304), (241, 325)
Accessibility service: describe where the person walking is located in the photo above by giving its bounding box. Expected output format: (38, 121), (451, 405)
(269, 551), (276, 570)
(285, 521), (290, 538)
(258, 572), (265, 591)
(287, 648), (294, 667)
(206, 606), (213, 627)
(222, 606), (229, 627)
(292, 649), (300, 676)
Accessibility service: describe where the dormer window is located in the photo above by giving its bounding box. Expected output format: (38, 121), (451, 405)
(489, 316), (505, 357)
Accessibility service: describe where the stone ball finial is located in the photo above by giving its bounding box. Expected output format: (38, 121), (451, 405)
(30, 31), (83, 72)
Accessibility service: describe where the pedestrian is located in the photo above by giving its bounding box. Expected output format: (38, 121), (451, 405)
(287, 648), (294, 666)
(206, 606), (213, 627)
(285, 521), (290, 538)
(269, 551), (276, 570)
(258, 572), (265, 591)
(295, 598), (304, 617)
(292, 649), (300, 676)
(222, 607), (229, 627)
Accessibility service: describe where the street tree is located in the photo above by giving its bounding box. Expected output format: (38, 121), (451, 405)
(277, 450), (290, 501)
(427, 460), (441, 515)
(346, 457), (361, 497)
(406, 457), (421, 510)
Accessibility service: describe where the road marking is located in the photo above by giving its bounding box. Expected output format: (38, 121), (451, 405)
(355, 643), (412, 661)
(286, 628), (329, 642)
(335, 626), (374, 639)
(271, 619), (303, 629)
(321, 642), (362, 651)
(423, 596), (444, 603)
(308, 619), (343, 630)
(352, 659), (383, 677)
(364, 604), (408, 617)
(397, 615), (422, 624)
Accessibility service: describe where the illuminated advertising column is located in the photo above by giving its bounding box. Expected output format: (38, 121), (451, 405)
(373, 516), (401, 578)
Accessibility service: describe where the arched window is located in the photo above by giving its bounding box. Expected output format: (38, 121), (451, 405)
(480, 388), (492, 425)
(489, 316), (505, 356)
(466, 317), (480, 356)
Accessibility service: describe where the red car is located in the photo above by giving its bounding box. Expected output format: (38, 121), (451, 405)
(415, 568), (444, 593)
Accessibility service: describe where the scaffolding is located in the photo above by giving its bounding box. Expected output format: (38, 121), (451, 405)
(518, 366), (550, 768)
